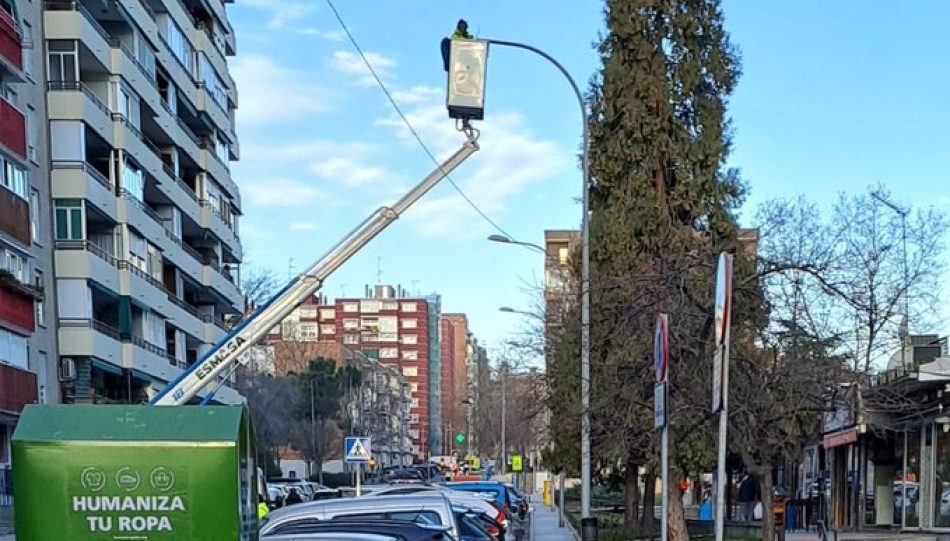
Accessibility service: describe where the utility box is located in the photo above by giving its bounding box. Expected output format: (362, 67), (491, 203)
(13, 405), (258, 541)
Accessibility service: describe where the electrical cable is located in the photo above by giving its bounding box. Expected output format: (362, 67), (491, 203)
(323, 0), (515, 240)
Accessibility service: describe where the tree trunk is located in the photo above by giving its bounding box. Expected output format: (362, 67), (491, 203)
(668, 468), (689, 541)
(641, 472), (656, 535)
(624, 461), (641, 528)
(759, 472), (775, 541)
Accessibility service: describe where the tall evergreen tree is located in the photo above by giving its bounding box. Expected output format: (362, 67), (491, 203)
(587, 1), (751, 538)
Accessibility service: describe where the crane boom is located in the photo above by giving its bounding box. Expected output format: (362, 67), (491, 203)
(151, 130), (480, 406)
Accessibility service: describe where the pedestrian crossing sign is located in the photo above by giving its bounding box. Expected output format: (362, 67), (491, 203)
(344, 437), (371, 463)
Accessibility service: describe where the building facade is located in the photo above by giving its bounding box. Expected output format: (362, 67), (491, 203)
(43, 0), (244, 404)
(271, 285), (439, 459)
(440, 313), (470, 453)
(0, 0), (54, 477)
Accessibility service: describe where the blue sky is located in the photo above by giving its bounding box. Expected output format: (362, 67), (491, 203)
(228, 0), (950, 355)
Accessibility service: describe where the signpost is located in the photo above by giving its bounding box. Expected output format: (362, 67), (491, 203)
(713, 253), (733, 541)
(344, 437), (371, 497)
(654, 314), (670, 541)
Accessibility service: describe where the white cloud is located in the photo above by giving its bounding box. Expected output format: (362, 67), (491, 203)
(243, 140), (391, 189)
(243, 178), (330, 208)
(310, 157), (387, 187)
(374, 86), (569, 238)
(240, 0), (316, 29)
(289, 221), (320, 232)
(230, 54), (338, 125)
(298, 27), (347, 42)
(329, 50), (396, 86)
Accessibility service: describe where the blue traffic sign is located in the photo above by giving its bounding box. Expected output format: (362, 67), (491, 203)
(344, 437), (371, 464)
(655, 314), (669, 382)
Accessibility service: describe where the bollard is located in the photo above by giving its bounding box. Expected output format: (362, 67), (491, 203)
(581, 517), (598, 541)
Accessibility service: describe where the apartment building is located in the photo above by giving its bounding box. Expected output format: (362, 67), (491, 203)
(439, 313), (470, 452)
(0, 0), (55, 473)
(270, 285), (440, 459)
(43, 0), (244, 404)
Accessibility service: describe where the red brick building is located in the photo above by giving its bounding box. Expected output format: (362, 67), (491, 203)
(271, 285), (435, 458)
(440, 314), (469, 451)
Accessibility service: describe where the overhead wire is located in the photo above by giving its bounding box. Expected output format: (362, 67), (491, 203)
(323, 0), (515, 240)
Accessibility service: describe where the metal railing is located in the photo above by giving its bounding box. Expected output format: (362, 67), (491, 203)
(114, 113), (163, 157)
(108, 38), (157, 87)
(59, 318), (122, 340)
(123, 332), (166, 358)
(120, 188), (163, 224)
(166, 293), (201, 319)
(46, 81), (112, 118)
(201, 313), (230, 332)
(55, 240), (117, 266)
(175, 116), (199, 146)
(45, 1), (112, 44)
(180, 240), (203, 262)
(117, 260), (165, 292)
(51, 161), (114, 190)
(166, 352), (187, 369)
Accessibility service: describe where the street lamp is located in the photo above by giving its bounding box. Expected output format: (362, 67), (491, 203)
(451, 36), (592, 537)
(871, 190), (910, 367)
(487, 234), (547, 254)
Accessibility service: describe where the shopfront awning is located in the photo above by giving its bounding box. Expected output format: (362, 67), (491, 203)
(823, 427), (859, 449)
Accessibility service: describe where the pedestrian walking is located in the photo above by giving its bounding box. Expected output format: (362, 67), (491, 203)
(699, 491), (713, 522)
(737, 474), (759, 523)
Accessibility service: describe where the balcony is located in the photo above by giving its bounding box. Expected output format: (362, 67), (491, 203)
(0, 362), (37, 414)
(201, 260), (241, 306)
(43, 1), (112, 70)
(54, 240), (120, 290)
(58, 318), (123, 366)
(46, 81), (113, 144)
(50, 161), (116, 215)
(0, 95), (25, 160)
(0, 186), (29, 245)
(198, 199), (240, 254)
(0, 7), (23, 79)
(0, 275), (38, 333)
(117, 259), (169, 318)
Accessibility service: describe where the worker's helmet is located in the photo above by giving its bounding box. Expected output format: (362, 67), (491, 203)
(457, 19), (469, 31)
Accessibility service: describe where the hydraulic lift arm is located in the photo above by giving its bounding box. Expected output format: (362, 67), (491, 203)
(151, 127), (480, 406)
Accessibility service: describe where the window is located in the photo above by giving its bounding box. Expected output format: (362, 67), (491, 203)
(410, 383), (419, 392)
(379, 348), (397, 359)
(342, 319), (359, 331)
(1, 157), (28, 199)
(342, 303), (358, 312)
(26, 106), (37, 161)
(401, 334), (418, 345)
(381, 301), (398, 311)
(21, 22), (32, 78)
(558, 246), (570, 265)
(0, 327), (28, 370)
(297, 323), (318, 341)
(401, 318), (417, 329)
(299, 307), (317, 319)
(360, 299), (380, 313)
(47, 40), (78, 83)
(1, 249), (26, 282)
(401, 350), (418, 360)
(320, 324), (335, 335)
(343, 334), (359, 345)
(127, 229), (147, 270)
(319, 308), (335, 320)
(402, 367), (418, 377)
(37, 352), (48, 404)
(410, 414), (419, 423)
(198, 54), (226, 108)
(410, 398), (419, 408)
(165, 19), (195, 76)
(55, 200), (83, 240)
(34, 270), (44, 326)
(122, 158), (144, 201)
(401, 302), (417, 312)
(29, 191), (39, 244)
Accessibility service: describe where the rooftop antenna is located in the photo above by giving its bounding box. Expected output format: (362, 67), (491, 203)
(287, 258), (296, 281)
(377, 256), (383, 284)
(411, 279), (420, 297)
(340, 283), (347, 297)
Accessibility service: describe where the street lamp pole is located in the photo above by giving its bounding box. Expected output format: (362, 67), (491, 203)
(500, 361), (507, 476)
(485, 38), (592, 534)
(871, 191), (911, 366)
(487, 39), (597, 541)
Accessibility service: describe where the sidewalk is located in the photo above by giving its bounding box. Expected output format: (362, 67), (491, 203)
(530, 494), (576, 541)
(786, 532), (937, 540)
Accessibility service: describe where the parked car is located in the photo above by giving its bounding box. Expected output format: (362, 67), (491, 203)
(263, 534), (399, 541)
(259, 493), (460, 539)
(503, 484), (528, 519)
(260, 518), (453, 540)
(384, 468), (426, 483)
(455, 508), (495, 541)
(444, 482), (512, 511)
(364, 484), (508, 537)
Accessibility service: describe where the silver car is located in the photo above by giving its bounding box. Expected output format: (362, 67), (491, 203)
(264, 535), (397, 541)
(260, 493), (460, 539)
(364, 485), (505, 529)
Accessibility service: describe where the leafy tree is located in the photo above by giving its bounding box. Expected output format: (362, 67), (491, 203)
(289, 358), (346, 482)
(586, 0), (746, 539)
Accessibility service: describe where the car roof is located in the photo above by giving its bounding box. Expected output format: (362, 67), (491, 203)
(265, 493), (452, 522)
(263, 534), (398, 541)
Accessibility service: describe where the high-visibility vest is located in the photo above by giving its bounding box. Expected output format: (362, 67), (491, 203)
(451, 29), (472, 39)
(258, 501), (269, 520)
